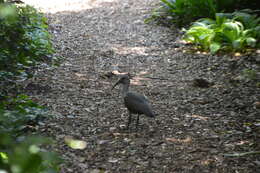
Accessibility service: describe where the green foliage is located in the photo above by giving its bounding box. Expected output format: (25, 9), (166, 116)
(242, 69), (257, 81)
(0, 3), (61, 172)
(0, 94), (61, 172)
(215, 0), (260, 13)
(0, 133), (61, 173)
(0, 94), (47, 136)
(183, 12), (260, 53)
(149, 0), (260, 26)
(160, 0), (216, 25)
(0, 3), (54, 80)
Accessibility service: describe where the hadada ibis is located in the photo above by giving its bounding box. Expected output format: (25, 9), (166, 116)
(112, 75), (155, 130)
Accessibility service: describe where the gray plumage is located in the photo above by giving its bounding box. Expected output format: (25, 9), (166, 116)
(124, 92), (155, 117)
(112, 75), (155, 129)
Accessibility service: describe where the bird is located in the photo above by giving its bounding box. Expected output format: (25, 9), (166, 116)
(112, 75), (155, 130)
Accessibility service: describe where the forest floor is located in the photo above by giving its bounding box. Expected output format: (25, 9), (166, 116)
(23, 0), (260, 172)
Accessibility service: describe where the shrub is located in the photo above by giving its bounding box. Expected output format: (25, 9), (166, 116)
(0, 94), (61, 173)
(0, 2), (54, 80)
(150, 0), (260, 26)
(161, 0), (216, 24)
(0, 94), (48, 136)
(0, 133), (61, 173)
(0, 3), (61, 172)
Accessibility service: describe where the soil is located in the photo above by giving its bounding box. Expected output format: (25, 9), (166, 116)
(23, 0), (260, 172)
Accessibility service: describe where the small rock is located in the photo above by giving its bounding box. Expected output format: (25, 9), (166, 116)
(108, 158), (119, 163)
(254, 102), (260, 109)
(90, 169), (102, 173)
(192, 78), (213, 88)
(98, 140), (109, 145)
(109, 127), (117, 132)
(253, 160), (260, 166)
(78, 157), (86, 162)
(254, 123), (260, 127)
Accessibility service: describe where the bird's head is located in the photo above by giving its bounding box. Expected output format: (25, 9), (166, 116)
(112, 75), (131, 90)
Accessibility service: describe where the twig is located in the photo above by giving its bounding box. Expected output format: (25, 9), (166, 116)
(223, 151), (260, 157)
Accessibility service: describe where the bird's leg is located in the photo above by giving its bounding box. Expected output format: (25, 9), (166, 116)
(136, 114), (140, 131)
(126, 111), (132, 130)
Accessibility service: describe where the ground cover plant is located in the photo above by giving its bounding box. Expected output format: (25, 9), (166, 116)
(183, 11), (260, 53)
(160, 0), (216, 25)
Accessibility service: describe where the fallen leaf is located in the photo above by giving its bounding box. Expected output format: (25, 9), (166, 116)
(108, 158), (119, 163)
(166, 136), (192, 143)
(192, 114), (209, 121)
(98, 140), (110, 145)
(64, 136), (87, 150)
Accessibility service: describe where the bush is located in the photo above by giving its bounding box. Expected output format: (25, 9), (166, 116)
(0, 133), (61, 173)
(0, 3), (61, 172)
(0, 94), (62, 173)
(0, 2), (54, 80)
(0, 94), (48, 136)
(183, 11), (260, 53)
(161, 0), (216, 24)
(150, 0), (260, 26)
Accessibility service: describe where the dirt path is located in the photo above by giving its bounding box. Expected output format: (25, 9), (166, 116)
(24, 0), (259, 172)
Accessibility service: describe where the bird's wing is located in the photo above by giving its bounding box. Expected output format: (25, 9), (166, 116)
(124, 92), (155, 117)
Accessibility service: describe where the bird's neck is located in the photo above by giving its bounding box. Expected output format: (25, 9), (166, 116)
(122, 84), (129, 97)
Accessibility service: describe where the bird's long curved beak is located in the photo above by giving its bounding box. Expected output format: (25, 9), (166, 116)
(111, 80), (120, 90)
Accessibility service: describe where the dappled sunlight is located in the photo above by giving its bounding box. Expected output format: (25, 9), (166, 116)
(235, 140), (250, 145)
(23, 0), (118, 13)
(166, 136), (192, 144)
(191, 114), (209, 121)
(200, 159), (215, 166)
(131, 75), (150, 86)
(138, 71), (149, 75)
(112, 46), (149, 56)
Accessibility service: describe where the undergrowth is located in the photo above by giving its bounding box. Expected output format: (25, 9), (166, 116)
(0, 1), (61, 172)
(183, 11), (260, 53)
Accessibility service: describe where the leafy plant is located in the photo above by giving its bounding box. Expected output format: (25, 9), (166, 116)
(0, 2), (54, 80)
(0, 94), (48, 136)
(0, 3), (61, 172)
(183, 12), (260, 53)
(148, 0), (260, 26)
(159, 0), (216, 25)
(0, 94), (61, 172)
(0, 133), (61, 173)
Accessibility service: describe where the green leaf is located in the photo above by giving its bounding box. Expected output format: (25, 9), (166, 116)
(64, 137), (87, 150)
(246, 37), (256, 47)
(210, 42), (221, 54)
(215, 13), (231, 25)
(161, 0), (175, 9)
(232, 39), (242, 49)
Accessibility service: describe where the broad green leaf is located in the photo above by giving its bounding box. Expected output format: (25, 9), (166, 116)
(194, 18), (215, 27)
(161, 0), (175, 9)
(216, 13), (231, 25)
(0, 152), (8, 162)
(246, 37), (256, 47)
(232, 39), (242, 49)
(210, 42), (221, 54)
